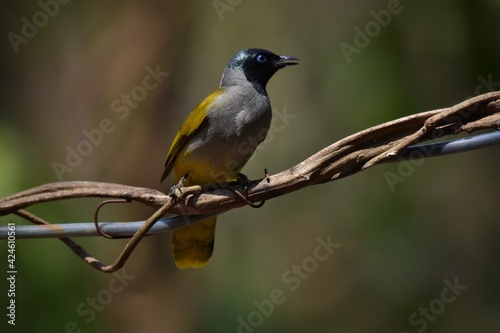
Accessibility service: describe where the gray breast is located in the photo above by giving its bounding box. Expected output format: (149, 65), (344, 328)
(185, 83), (272, 175)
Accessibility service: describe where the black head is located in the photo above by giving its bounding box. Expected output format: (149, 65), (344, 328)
(224, 48), (299, 92)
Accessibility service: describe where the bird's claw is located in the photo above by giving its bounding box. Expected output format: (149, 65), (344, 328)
(169, 173), (189, 199)
(236, 172), (251, 195)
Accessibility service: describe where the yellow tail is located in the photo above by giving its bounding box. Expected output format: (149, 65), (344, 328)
(172, 216), (217, 269)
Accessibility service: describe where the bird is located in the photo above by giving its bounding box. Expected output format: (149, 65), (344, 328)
(160, 48), (299, 269)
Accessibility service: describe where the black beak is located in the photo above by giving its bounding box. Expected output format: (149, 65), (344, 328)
(277, 55), (300, 67)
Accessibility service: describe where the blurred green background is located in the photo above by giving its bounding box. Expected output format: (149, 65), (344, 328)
(1, 0), (500, 332)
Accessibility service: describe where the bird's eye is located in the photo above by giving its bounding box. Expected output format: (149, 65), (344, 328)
(256, 54), (267, 63)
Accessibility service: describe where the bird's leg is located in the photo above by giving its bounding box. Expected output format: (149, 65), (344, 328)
(169, 173), (189, 198)
(236, 172), (251, 195)
(169, 173), (204, 202)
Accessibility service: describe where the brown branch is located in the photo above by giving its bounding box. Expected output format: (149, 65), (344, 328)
(0, 182), (166, 215)
(1, 92), (500, 215)
(1, 91), (499, 272)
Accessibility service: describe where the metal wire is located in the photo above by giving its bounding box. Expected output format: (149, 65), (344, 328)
(0, 215), (214, 239)
(396, 130), (500, 160)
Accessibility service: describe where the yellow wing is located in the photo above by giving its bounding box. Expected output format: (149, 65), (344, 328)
(160, 89), (223, 182)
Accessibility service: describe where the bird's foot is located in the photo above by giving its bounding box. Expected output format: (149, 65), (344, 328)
(236, 172), (251, 196)
(169, 173), (204, 204)
(169, 173), (188, 198)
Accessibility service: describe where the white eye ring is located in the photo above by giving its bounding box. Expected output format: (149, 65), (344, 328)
(256, 54), (267, 63)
